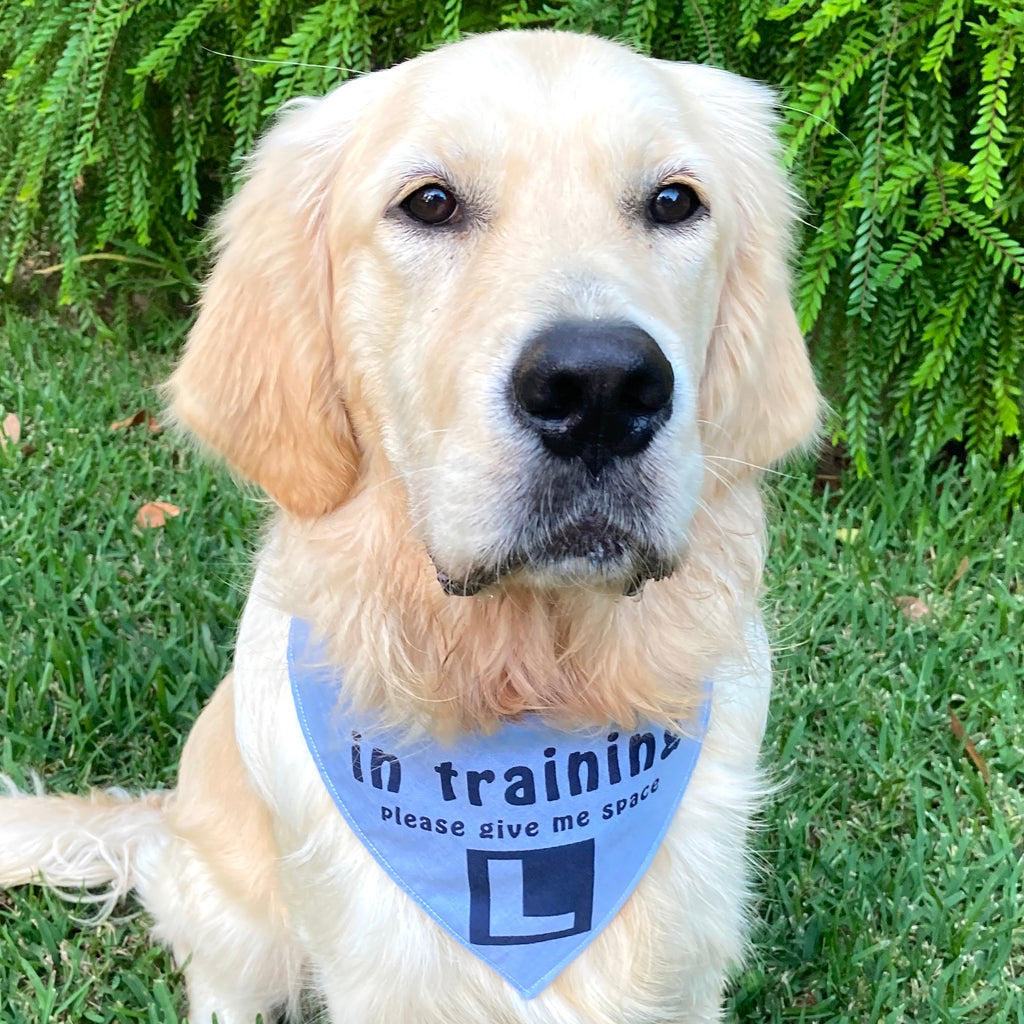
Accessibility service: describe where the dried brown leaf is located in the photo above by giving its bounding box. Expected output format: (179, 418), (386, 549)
(949, 709), (991, 784)
(895, 595), (931, 621)
(135, 501), (181, 529)
(2, 412), (21, 448)
(111, 409), (148, 432)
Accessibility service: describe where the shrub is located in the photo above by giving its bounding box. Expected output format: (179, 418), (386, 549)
(1, 0), (1020, 487)
(761, 1), (1023, 478)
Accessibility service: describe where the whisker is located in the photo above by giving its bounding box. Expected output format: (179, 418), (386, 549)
(704, 454), (799, 480)
(778, 103), (859, 155)
(200, 46), (366, 77)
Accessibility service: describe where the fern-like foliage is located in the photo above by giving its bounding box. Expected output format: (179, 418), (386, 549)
(0, 0), (1020, 494)
(756, 0), (1023, 485)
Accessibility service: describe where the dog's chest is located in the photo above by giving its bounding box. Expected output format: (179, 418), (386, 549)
(231, 572), (772, 1021)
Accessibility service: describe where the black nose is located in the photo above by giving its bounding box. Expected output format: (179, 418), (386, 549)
(511, 322), (674, 476)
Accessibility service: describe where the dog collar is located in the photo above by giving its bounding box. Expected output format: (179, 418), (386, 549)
(288, 618), (711, 999)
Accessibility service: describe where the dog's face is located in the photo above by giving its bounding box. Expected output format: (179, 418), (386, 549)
(170, 32), (819, 598)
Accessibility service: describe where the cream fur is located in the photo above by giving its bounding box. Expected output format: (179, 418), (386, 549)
(0, 30), (820, 1023)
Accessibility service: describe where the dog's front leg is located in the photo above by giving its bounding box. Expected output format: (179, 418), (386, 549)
(137, 675), (304, 1023)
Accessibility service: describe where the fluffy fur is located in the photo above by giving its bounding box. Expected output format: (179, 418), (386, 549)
(0, 30), (820, 1024)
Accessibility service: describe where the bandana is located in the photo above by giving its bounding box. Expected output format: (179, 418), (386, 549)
(289, 618), (711, 998)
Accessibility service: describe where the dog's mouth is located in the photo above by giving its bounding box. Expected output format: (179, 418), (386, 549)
(433, 514), (677, 597)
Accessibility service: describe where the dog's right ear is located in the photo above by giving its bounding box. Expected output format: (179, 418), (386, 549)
(168, 81), (380, 517)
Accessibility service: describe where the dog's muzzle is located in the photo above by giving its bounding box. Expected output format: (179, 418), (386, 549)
(433, 322), (680, 597)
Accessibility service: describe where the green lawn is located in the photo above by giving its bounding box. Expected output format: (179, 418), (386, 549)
(1, 308), (1021, 1022)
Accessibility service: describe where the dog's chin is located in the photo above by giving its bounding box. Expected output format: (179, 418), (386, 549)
(433, 518), (679, 598)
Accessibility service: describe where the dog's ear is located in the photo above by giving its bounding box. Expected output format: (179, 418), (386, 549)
(666, 64), (822, 479)
(704, 267), (821, 477)
(168, 83), (379, 517)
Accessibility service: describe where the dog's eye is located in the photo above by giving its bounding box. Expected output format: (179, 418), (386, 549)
(648, 184), (701, 226)
(401, 184), (460, 226)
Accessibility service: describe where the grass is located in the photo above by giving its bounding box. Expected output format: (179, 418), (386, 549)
(1, 307), (255, 1023)
(1, 306), (1022, 1022)
(746, 454), (1024, 1022)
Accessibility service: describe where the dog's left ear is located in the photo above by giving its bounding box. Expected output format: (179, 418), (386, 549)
(168, 79), (383, 517)
(664, 63), (822, 478)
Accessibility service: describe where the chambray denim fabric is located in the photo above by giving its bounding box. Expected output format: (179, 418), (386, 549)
(289, 617), (711, 998)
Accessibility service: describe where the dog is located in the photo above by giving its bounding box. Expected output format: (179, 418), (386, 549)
(0, 29), (820, 1024)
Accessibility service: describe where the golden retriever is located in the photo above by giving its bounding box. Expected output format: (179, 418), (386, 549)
(0, 29), (820, 1024)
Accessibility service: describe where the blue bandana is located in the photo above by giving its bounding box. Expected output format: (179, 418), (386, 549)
(289, 618), (711, 998)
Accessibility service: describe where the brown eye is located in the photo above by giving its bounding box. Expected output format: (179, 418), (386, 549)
(401, 183), (460, 225)
(648, 183), (701, 225)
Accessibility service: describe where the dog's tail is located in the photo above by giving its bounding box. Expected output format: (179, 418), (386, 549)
(0, 779), (170, 914)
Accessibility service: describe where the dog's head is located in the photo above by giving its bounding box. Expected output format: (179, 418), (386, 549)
(170, 31), (819, 600)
